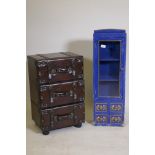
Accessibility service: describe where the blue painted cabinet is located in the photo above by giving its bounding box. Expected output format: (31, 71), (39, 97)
(93, 29), (126, 126)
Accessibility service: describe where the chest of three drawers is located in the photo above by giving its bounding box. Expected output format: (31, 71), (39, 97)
(27, 52), (85, 135)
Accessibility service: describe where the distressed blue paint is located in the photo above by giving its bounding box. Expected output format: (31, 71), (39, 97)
(93, 29), (126, 126)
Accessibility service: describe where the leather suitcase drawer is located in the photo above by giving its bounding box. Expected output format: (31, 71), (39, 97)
(40, 80), (85, 108)
(37, 57), (83, 84)
(41, 102), (85, 131)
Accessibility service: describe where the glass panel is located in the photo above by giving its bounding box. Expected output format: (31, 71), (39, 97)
(99, 81), (119, 97)
(98, 41), (121, 97)
(99, 61), (120, 81)
(99, 41), (120, 60)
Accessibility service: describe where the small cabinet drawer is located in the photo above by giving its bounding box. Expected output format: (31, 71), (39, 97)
(96, 115), (108, 124)
(96, 103), (107, 112)
(110, 104), (123, 112)
(110, 115), (123, 124)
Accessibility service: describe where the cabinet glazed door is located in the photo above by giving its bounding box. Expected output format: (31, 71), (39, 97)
(94, 38), (125, 100)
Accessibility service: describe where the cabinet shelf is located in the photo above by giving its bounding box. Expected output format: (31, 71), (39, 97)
(100, 58), (120, 62)
(99, 74), (119, 81)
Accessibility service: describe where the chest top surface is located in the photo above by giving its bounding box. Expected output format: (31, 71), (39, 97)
(27, 52), (82, 61)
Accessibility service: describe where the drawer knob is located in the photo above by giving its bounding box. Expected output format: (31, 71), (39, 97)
(96, 116), (102, 123)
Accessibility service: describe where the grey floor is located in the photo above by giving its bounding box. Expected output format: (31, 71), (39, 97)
(26, 99), (129, 155)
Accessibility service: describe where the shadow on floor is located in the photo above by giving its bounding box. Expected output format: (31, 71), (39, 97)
(67, 40), (93, 123)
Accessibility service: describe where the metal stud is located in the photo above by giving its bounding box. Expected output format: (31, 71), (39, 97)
(68, 67), (73, 74)
(48, 73), (52, 79)
(74, 94), (77, 100)
(70, 90), (73, 97)
(72, 70), (76, 76)
(51, 97), (53, 103)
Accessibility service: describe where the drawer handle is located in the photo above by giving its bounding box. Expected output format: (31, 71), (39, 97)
(49, 67), (76, 78)
(53, 92), (67, 97)
(54, 113), (74, 122)
(52, 90), (75, 97)
(51, 91), (77, 101)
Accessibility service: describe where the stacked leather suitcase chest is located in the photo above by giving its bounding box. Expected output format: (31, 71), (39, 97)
(27, 52), (85, 135)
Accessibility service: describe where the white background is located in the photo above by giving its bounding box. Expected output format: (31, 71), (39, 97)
(0, 0), (155, 155)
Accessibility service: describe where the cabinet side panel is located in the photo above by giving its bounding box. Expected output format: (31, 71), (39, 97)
(27, 57), (40, 124)
(27, 57), (40, 105)
(31, 103), (41, 127)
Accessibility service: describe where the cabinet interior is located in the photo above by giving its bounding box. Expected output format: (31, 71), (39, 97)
(98, 41), (121, 97)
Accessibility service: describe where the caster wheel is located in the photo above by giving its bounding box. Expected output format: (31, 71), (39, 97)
(74, 123), (82, 128)
(42, 131), (49, 135)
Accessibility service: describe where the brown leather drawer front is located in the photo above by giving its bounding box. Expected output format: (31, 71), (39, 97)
(37, 57), (83, 84)
(41, 103), (85, 131)
(40, 80), (85, 108)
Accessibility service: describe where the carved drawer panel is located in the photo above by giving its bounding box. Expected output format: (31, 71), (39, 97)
(96, 115), (108, 124)
(110, 104), (123, 112)
(96, 103), (107, 112)
(110, 115), (123, 124)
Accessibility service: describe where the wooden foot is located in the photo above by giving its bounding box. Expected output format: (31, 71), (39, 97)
(42, 131), (49, 135)
(74, 123), (82, 128)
